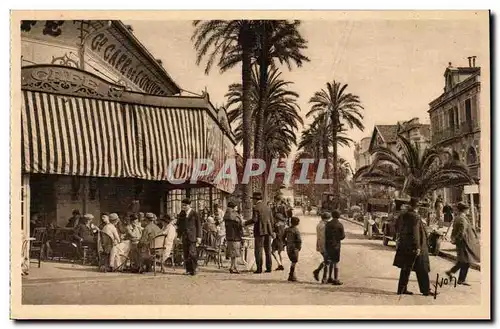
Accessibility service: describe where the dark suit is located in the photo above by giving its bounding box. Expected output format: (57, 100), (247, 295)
(177, 208), (202, 274)
(246, 201), (274, 272)
(393, 209), (430, 294)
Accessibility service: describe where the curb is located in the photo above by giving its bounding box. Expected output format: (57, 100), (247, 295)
(340, 216), (363, 227)
(340, 216), (481, 271)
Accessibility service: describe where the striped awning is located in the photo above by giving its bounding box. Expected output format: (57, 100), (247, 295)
(21, 90), (236, 193)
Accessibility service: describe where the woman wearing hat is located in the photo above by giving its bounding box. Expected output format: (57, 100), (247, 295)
(158, 215), (178, 267)
(446, 202), (480, 285)
(224, 201), (244, 274)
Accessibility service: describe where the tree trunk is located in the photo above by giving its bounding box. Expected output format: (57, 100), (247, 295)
(262, 149), (269, 203)
(254, 24), (269, 196)
(241, 21), (254, 222)
(332, 125), (339, 209)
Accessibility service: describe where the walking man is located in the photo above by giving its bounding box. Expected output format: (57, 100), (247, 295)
(245, 192), (274, 274)
(393, 198), (436, 296)
(177, 198), (202, 276)
(445, 202), (480, 285)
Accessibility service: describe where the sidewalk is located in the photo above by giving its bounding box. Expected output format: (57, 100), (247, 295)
(340, 215), (480, 271)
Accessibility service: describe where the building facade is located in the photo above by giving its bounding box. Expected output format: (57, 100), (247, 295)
(353, 137), (371, 171)
(20, 20), (236, 237)
(353, 118), (431, 199)
(428, 59), (481, 205)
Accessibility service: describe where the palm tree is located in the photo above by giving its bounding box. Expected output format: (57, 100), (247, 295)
(306, 81), (364, 207)
(353, 134), (475, 202)
(225, 66), (303, 201)
(253, 21), (309, 169)
(192, 20), (257, 221)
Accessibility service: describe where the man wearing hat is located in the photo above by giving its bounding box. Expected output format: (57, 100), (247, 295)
(73, 214), (97, 258)
(244, 192), (274, 273)
(445, 202), (480, 285)
(393, 198), (435, 296)
(177, 198), (202, 275)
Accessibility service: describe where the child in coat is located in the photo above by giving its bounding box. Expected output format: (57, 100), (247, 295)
(324, 210), (345, 285)
(313, 212), (331, 281)
(271, 215), (287, 271)
(284, 216), (302, 282)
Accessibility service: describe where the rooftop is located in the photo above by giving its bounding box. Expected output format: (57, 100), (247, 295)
(375, 124), (399, 143)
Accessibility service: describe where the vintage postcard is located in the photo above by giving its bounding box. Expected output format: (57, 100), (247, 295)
(10, 10), (491, 319)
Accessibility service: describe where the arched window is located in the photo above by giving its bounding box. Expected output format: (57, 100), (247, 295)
(452, 151), (461, 162)
(467, 147), (477, 165)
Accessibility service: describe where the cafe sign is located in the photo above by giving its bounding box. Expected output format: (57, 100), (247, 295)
(89, 32), (168, 95)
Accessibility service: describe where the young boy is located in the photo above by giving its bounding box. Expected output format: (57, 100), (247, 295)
(313, 212), (331, 281)
(324, 210), (345, 285)
(271, 215), (287, 271)
(284, 216), (302, 282)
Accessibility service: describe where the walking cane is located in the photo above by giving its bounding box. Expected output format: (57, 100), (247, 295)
(398, 252), (419, 301)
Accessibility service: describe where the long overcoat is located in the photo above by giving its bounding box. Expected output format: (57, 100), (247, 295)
(246, 201), (274, 237)
(393, 210), (430, 273)
(452, 212), (480, 264)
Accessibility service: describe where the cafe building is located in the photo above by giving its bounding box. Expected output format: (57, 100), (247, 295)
(20, 20), (237, 237)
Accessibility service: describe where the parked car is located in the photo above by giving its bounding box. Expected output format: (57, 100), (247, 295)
(364, 198), (391, 239)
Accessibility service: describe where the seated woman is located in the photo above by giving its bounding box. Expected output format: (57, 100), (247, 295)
(108, 214), (142, 271)
(157, 215), (178, 267)
(101, 214), (120, 245)
(203, 215), (218, 234)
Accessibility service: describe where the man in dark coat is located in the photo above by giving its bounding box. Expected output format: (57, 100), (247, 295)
(245, 192), (274, 273)
(177, 198), (202, 276)
(393, 198), (435, 296)
(323, 210), (345, 285)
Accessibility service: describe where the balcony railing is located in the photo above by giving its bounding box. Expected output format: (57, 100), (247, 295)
(432, 121), (480, 144)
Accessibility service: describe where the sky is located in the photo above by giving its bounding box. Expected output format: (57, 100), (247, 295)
(124, 16), (487, 168)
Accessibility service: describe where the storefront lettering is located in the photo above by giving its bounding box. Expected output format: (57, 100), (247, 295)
(103, 44), (115, 60)
(22, 66), (125, 99)
(89, 32), (165, 95)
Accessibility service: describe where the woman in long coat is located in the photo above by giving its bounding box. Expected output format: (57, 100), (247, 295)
(446, 202), (480, 285)
(224, 202), (244, 274)
(393, 200), (433, 296)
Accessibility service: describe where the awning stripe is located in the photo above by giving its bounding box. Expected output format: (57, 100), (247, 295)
(151, 108), (163, 180)
(27, 92), (39, 173)
(157, 108), (169, 180)
(49, 95), (61, 173)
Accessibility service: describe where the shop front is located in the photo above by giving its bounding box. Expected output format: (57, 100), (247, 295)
(21, 64), (236, 236)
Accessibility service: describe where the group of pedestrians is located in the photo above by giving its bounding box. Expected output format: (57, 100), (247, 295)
(393, 198), (480, 297)
(313, 210), (345, 285)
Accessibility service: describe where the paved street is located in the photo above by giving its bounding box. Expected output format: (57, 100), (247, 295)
(22, 211), (481, 305)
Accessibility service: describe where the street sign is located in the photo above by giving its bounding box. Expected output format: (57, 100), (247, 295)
(464, 184), (479, 194)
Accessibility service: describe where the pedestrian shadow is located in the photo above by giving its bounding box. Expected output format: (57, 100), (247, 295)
(55, 266), (99, 272)
(307, 285), (396, 296)
(235, 277), (316, 286)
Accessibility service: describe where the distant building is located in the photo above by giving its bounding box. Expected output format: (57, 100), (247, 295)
(353, 137), (371, 171)
(354, 118), (431, 199)
(367, 118), (430, 156)
(428, 58), (481, 205)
